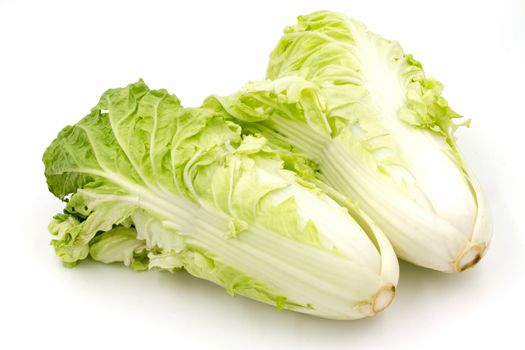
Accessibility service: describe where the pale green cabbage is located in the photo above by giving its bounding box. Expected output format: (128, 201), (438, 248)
(211, 11), (492, 272)
(43, 80), (398, 320)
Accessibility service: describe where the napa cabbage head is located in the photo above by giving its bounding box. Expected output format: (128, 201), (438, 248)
(43, 80), (398, 320)
(210, 11), (492, 272)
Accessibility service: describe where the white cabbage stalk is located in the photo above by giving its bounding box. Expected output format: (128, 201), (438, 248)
(212, 11), (492, 272)
(44, 80), (398, 320)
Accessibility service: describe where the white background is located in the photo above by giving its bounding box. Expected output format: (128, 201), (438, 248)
(1, 0), (524, 349)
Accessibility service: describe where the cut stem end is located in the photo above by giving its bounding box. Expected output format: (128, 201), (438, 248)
(454, 243), (486, 272)
(372, 284), (396, 313)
